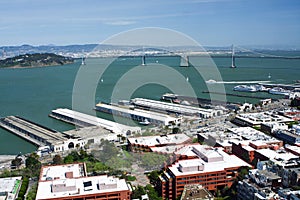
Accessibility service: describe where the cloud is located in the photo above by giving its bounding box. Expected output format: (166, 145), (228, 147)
(103, 20), (136, 26)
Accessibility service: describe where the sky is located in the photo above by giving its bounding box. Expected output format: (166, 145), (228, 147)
(0, 0), (300, 47)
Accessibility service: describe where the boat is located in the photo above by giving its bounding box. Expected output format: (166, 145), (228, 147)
(81, 57), (86, 65)
(268, 87), (290, 96)
(206, 79), (217, 84)
(230, 45), (236, 68)
(186, 76), (189, 82)
(139, 119), (150, 125)
(141, 55), (146, 66)
(233, 85), (258, 92)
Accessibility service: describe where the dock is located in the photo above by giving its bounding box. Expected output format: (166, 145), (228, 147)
(0, 116), (73, 147)
(49, 108), (141, 135)
(202, 91), (268, 100)
(131, 98), (223, 118)
(95, 102), (181, 126)
(259, 83), (300, 90)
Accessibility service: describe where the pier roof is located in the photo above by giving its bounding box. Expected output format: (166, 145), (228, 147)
(51, 108), (141, 134)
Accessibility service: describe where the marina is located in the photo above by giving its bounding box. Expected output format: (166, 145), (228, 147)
(0, 55), (299, 154)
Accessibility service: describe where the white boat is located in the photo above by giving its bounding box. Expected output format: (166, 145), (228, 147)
(206, 79), (217, 84)
(269, 87), (290, 96)
(139, 119), (150, 125)
(81, 57), (86, 65)
(233, 85), (257, 92)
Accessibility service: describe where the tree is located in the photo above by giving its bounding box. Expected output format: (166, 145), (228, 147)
(131, 185), (146, 199)
(148, 171), (160, 185)
(145, 184), (162, 200)
(52, 154), (63, 165)
(11, 157), (23, 169)
(25, 153), (41, 174)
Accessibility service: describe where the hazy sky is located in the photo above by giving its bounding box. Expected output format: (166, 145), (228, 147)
(0, 0), (299, 47)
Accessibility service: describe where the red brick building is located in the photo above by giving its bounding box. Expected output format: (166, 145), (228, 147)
(158, 145), (251, 200)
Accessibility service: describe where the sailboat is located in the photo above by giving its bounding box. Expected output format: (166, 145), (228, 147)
(141, 55), (146, 66)
(230, 45), (236, 68)
(81, 57), (86, 65)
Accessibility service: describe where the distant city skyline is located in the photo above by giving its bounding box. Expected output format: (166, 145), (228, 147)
(0, 0), (299, 47)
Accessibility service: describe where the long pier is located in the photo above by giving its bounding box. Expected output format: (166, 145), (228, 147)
(0, 116), (72, 147)
(202, 91), (268, 100)
(49, 108), (141, 135)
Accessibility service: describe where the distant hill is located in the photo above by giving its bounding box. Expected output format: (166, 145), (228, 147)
(0, 53), (74, 68)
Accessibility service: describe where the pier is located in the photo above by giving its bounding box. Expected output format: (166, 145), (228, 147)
(131, 98), (223, 118)
(0, 116), (74, 148)
(202, 91), (269, 100)
(95, 102), (181, 126)
(259, 83), (300, 90)
(50, 108), (141, 135)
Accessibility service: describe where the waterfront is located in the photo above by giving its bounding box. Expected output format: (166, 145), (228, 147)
(0, 55), (299, 154)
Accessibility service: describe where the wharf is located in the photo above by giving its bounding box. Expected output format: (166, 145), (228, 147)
(50, 108), (141, 134)
(202, 91), (268, 100)
(259, 83), (300, 90)
(0, 116), (72, 147)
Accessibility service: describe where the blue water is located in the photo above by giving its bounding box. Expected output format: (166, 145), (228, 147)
(0, 55), (299, 154)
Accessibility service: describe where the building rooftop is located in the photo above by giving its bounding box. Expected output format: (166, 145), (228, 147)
(51, 108), (141, 135)
(64, 126), (117, 141)
(229, 127), (281, 144)
(180, 184), (214, 200)
(40, 163), (86, 181)
(95, 103), (180, 123)
(131, 98), (222, 117)
(168, 145), (251, 176)
(128, 134), (191, 147)
(235, 112), (292, 125)
(36, 163), (129, 200)
(0, 176), (22, 194)
(256, 148), (299, 163)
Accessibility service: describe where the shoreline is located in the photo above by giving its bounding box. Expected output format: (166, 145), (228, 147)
(0, 61), (75, 69)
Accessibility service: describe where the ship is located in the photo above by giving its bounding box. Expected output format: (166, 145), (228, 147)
(233, 85), (257, 92)
(268, 87), (290, 96)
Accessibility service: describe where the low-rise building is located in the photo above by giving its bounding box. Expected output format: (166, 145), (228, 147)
(237, 180), (279, 200)
(0, 176), (22, 200)
(261, 122), (289, 134)
(233, 112), (293, 127)
(128, 134), (192, 152)
(158, 145), (251, 200)
(180, 184), (214, 200)
(36, 163), (131, 200)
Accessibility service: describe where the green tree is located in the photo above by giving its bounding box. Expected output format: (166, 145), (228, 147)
(131, 185), (146, 199)
(11, 157), (23, 169)
(52, 154), (63, 165)
(145, 184), (162, 200)
(25, 153), (41, 177)
(148, 170), (160, 185)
